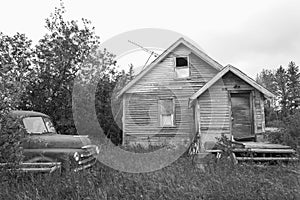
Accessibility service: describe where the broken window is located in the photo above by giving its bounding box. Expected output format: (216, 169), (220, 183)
(158, 98), (175, 127)
(175, 56), (189, 78)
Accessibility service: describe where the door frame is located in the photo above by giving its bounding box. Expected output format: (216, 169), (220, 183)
(228, 90), (254, 140)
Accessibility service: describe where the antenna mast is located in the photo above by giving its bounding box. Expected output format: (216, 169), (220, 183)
(128, 40), (161, 70)
(128, 40), (160, 57)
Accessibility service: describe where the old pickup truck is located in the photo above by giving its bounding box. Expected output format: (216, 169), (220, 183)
(5, 110), (100, 173)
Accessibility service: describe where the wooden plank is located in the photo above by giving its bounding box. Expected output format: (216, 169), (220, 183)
(236, 157), (298, 161)
(205, 149), (222, 153)
(228, 91), (233, 140)
(250, 91), (254, 135)
(233, 148), (296, 153)
(260, 93), (266, 133)
(122, 94), (126, 145)
(238, 142), (292, 149)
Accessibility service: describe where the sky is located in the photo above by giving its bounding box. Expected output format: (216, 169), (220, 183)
(1, 0), (300, 78)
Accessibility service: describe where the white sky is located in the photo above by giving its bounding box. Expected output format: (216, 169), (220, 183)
(1, 0), (300, 78)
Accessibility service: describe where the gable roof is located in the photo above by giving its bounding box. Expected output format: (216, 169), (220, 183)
(116, 37), (224, 98)
(189, 64), (276, 106)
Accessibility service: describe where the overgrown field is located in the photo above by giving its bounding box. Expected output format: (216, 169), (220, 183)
(1, 156), (299, 200)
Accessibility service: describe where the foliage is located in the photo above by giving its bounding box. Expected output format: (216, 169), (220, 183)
(0, 32), (33, 167)
(0, 116), (25, 165)
(275, 66), (289, 117)
(19, 2), (103, 135)
(216, 134), (233, 155)
(0, 32), (33, 109)
(265, 119), (285, 128)
(257, 62), (300, 151)
(0, 3), (134, 159)
(0, 156), (299, 200)
(284, 110), (300, 139)
(15, 1), (125, 146)
(256, 69), (277, 94)
(287, 61), (300, 113)
(215, 134), (238, 165)
(264, 110), (300, 149)
(264, 129), (298, 149)
(256, 61), (300, 121)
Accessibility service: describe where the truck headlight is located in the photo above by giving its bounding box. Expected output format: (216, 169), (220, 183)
(73, 152), (80, 161)
(95, 146), (100, 154)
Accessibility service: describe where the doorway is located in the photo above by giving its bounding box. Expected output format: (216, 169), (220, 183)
(230, 92), (253, 140)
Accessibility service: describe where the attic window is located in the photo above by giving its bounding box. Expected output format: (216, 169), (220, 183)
(175, 56), (189, 78)
(176, 57), (188, 67)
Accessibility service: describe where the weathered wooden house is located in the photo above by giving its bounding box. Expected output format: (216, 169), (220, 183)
(117, 38), (276, 152)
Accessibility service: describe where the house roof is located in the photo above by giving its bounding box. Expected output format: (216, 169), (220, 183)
(116, 37), (224, 98)
(189, 64), (277, 106)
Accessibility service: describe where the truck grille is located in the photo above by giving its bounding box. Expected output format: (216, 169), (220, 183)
(74, 145), (98, 172)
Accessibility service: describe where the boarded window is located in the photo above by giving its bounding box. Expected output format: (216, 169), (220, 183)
(175, 57), (189, 78)
(158, 99), (175, 127)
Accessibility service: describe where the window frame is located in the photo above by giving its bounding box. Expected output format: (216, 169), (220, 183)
(158, 98), (176, 128)
(22, 116), (57, 134)
(174, 56), (190, 79)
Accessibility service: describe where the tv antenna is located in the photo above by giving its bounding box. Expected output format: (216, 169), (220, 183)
(128, 40), (160, 70)
(128, 40), (160, 57)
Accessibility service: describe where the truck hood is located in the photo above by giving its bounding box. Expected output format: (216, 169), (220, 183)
(22, 134), (92, 149)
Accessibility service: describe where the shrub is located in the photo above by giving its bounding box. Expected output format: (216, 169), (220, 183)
(266, 119), (285, 128)
(284, 110), (300, 139)
(0, 112), (25, 172)
(265, 111), (300, 150)
(265, 129), (298, 149)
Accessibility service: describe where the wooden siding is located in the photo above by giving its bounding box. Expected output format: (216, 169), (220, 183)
(253, 90), (265, 134)
(196, 72), (265, 148)
(197, 79), (231, 145)
(123, 44), (219, 146)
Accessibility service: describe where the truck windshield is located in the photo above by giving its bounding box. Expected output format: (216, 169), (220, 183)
(23, 117), (57, 134)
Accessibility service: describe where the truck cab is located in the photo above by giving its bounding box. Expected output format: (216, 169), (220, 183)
(9, 110), (100, 172)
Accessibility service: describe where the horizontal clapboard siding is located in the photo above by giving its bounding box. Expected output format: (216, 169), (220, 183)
(196, 72), (266, 145)
(123, 44), (218, 146)
(198, 79), (230, 137)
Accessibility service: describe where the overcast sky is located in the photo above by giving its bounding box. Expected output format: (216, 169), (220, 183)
(1, 0), (300, 78)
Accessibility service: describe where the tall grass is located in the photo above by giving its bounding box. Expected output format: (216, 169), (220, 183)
(1, 156), (299, 200)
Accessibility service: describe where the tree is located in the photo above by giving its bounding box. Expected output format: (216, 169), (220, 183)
(20, 2), (104, 135)
(256, 69), (279, 122)
(286, 61), (300, 113)
(256, 69), (277, 94)
(0, 32), (33, 164)
(274, 66), (289, 118)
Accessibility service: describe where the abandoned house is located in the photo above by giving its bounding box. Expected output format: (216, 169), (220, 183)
(117, 37), (276, 152)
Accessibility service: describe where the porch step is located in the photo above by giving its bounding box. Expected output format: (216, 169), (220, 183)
(233, 148), (296, 153)
(236, 157), (298, 161)
(234, 141), (292, 149)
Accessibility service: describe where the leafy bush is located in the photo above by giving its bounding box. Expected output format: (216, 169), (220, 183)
(284, 110), (300, 139)
(0, 32), (31, 171)
(265, 111), (300, 150)
(0, 114), (24, 165)
(265, 129), (299, 149)
(266, 119), (285, 128)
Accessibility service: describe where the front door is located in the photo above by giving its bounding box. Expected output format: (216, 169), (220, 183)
(230, 92), (253, 140)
